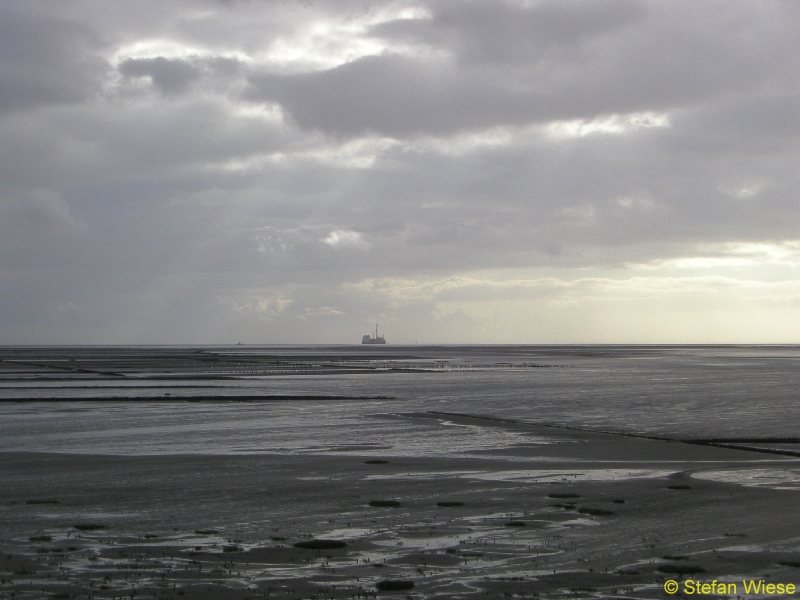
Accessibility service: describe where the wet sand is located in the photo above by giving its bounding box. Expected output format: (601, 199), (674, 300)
(2, 413), (800, 599)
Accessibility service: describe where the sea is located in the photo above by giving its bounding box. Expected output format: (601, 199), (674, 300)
(1, 345), (798, 457)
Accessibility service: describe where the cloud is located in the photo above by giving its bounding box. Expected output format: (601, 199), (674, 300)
(322, 229), (370, 249)
(119, 57), (201, 95)
(2, 0), (800, 342)
(0, 5), (107, 115)
(245, 1), (798, 136)
(0, 189), (86, 237)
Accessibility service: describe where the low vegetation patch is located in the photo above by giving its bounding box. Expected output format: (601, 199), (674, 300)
(662, 555), (688, 560)
(195, 529), (218, 535)
(25, 499), (59, 505)
(548, 493), (581, 499)
(779, 561), (800, 568)
(365, 460), (389, 464)
(504, 521), (526, 527)
(667, 485), (692, 490)
(29, 535), (52, 542)
(294, 539), (347, 550)
(613, 499), (625, 504)
(437, 501), (464, 507)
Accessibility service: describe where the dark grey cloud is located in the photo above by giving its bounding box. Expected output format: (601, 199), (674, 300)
(372, 0), (647, 64)
(119, 57), (201, 95)
(0, 5), (107, 114)
(246, 1), (800, 136)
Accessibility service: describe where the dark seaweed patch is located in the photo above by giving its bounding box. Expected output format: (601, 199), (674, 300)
(667, 485), (691, 490)
(29, 535), (52, 542)
(548, 493), (581, 499)
(657, 564), (705, 574)
(25, 499), (59, 505)
(437, 501), (464, 507)
(365, 460), (389, 464)
(504, 521), (526, 527)
(72, 523), (106, 531)
(376, 580), (414, 591)
(577, 508), (614, 516)
(294, 539), (347, 550)
(370, 500), (401, 507)
(195, 529), (218, 535)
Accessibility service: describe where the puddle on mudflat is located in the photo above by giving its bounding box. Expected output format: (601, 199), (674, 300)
(317, 527), (377, 539)
(365, 470), (482, 480)
(372, 530), (487, 551)
(367, 468), (675, 483)
(719, 544), (769, 552)
(35, 511), (140, 519)
(470, 468), (676, 483)
(692, 468), (800, 490)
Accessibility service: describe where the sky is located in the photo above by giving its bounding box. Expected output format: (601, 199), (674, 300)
(2, 0), (800, 344)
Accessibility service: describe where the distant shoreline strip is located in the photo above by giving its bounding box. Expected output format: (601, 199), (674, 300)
(0, 395), (395, 402)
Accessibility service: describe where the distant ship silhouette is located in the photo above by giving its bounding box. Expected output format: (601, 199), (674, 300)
(362, 324), (386, 344)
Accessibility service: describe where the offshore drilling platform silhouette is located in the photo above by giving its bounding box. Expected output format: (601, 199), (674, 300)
(361, 324), (386, 344)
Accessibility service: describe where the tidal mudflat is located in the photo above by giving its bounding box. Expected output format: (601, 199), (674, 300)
(3, 413), (800, 599)
(2, 345), (800, 598)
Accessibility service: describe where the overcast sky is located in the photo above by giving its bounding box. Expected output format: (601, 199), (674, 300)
(2, 0), (800, 344)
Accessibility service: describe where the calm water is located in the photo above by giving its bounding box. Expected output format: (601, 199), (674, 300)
(1, 345), (798, 455)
